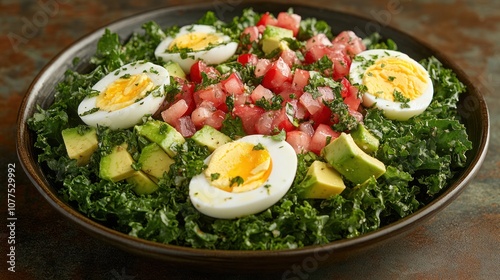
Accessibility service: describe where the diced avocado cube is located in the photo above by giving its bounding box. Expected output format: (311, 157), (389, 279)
(127, 171), (158, 195)
(350, 123), (380, 154)
(300, 161), (346, 199)
(99, 143), (136, 182)
(261, 25), (294, 55)
(322, 133), (386, 184)
(164, 61), (186, 79)
(138, 143), (174, 179)
(61, 126), (98, 166)
(191, 125), (231, 152)
(135, 120), (185, 157)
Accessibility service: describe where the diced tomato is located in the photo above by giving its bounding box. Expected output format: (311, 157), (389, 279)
(255, 58), (272, 78)
(286, 130), (311, 154)
(327, 50), (351, 80)
(304, 44), (351, 80)
(257, 12), (278, 27)
(180, 80), (196, 113)
(233, 93), (251, 107)
(292, 69), (310, 91)
(162, 78), (196, 116)
(278, 81), (294, 94)
(161, 99), (189, 126)
(233, 105), (265, 135)
(287, 99), (309, 120)
(273, 107), (295, 132)
(189, 60), (219, 84)
(349, 108), (364, 123)
(237, 53), (258, 66)
(280, 49), (301, 68)
(305, 33), (333, 50)
(298, 121), (315, 137)
(255, 111), (276, 135)
(278, 86), (299, 103)
(255, 107), (295, 135)
(241, 26), (260, 47)
(195, 84), (226, 108)
(203, 109), (226, 130)
(174, 116), (196, 138)
(276, 12), (301, 37)
(310, 105), (333, 128)
(261, 57), (292, 92)
(221, 72), (245, 95)
(339, 78), (362, 111)
(317, 87), (334, 102)
(309, 124), (341, 155)
(332, 30), (366, 57)
(304, 45), (330, 64)
(250, 84), (274, 103)
(191, 101), (216, 128)
(344, 86), (362, 111)
(299, 92), (321, 115)
(340, 77), (351, 98)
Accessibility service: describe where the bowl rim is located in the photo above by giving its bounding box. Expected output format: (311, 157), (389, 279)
(16, 0), (490, 263)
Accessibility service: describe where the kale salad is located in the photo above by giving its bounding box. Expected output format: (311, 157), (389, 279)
(28, 8), (472, 250)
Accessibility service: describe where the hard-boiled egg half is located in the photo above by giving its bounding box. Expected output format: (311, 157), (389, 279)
(154, 24), (238, 73)
(189, 135), (298, 219)
(78, 61), (169, 129)
(349, 49), (433, 121)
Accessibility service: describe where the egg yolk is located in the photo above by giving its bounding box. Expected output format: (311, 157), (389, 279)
(204, 142), (272, 193)
(363, 57), (428, 102)
(169, 32), (223, 51)
(96, 73), (154, 111)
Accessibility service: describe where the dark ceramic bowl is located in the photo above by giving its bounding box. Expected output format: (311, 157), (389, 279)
(17, 1), (490, 272)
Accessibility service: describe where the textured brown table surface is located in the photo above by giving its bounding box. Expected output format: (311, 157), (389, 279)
(1, 0), (499, 279)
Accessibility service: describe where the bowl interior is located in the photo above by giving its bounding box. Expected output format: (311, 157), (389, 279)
(17, 1), (489, 272)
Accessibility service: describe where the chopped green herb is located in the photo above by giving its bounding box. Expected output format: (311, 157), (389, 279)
(253, 143), (265, 150)
(230, 176), (244, 187)
(210, 173), (220, 181)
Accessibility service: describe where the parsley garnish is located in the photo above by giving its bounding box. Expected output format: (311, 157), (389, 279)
(270, 130), (286, 141)
(230, 176), (244, 187)
(164, 77), (181, 103)
(303, 72), (338, 98)
(210, 173), (220, 181)
(253, 143), (265, 150)
(79, 107), (99, 116)
(255, 95), (283, 111)
(393, 89), (411, 108)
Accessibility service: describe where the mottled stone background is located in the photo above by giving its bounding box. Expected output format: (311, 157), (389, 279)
(1, 0), (498, 279)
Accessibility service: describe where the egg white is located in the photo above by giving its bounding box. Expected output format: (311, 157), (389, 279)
(349, 49), (434, 121)
(189, 135), (298, 219)
(154, 24), (238, 73)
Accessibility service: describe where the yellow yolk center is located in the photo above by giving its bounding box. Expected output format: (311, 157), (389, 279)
(169, 32), (223, 51)
(204, 142), (272, 193)
(96, 73), (154, 111)
(363, 57), (428, 101)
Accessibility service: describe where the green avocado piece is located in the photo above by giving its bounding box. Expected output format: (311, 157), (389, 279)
(322, 132), (386, 184)
(135, 120), (185, 157)
(261, 25), (294, 55)
(99, 143), (136, 182)
(127, 171), (158, 195)
(191, 125), (231, 152)
(300, 161), (346, 199)
(138, 143), (174, 179)
(61, 126), (98, 166)
(350, 123), (380, 154)
(164, 61), (186, 80)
